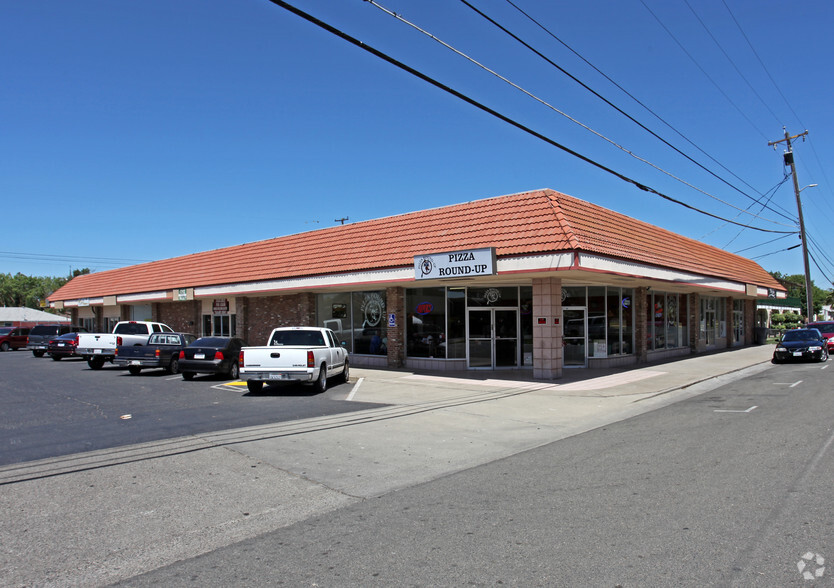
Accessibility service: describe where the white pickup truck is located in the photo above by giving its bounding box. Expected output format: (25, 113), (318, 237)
(239, 326), (349, 394)
(77, 320), (174, 370)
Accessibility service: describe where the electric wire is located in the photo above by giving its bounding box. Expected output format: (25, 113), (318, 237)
(749, 243), (801, 261)
(501, 0), (766, 200)
(683, 0), (782, 126)
(638, 0), (770, 141)
(458, 0), (794, 223)
(731, 233), (794, 255)
(363, 0), (795, 229)
(721, 176), (792, 248)
(265, 0), (796, 234)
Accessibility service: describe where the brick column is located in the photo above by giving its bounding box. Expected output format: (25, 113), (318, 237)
(745, 299), (755, 345)
(532, 277), (562, 380)
(386, 286), (405, 368)
(235, 297), (248, 341)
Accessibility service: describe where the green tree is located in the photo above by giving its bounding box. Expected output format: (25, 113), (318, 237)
(0, 269), (90, 310)
(768, 271), (831, 319)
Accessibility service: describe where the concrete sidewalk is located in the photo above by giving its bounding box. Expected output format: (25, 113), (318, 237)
(0, 344), (776, 587)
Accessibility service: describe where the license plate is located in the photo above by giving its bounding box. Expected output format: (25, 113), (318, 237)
(130, 360), (140, 365)
(58, 343), (65, 347)
(194, 353), (205, 360)
(93, 349), (102, 354)
(793, 352), (803, 357)
(268, 373), (286, 380)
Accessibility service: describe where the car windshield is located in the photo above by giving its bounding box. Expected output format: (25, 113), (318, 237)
(808, 323), (834, 334)
(0, 327), (13, 335)
(270, 330), (325, 346)
(783, 330), (821, 342)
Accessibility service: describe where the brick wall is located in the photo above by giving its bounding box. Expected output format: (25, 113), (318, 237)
(157, 301), (201, 334)
(243, 293), (316, 347)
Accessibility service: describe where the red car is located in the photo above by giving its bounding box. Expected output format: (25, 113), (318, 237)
(0, 326), (30, 352)
(807, 321), (834, 353)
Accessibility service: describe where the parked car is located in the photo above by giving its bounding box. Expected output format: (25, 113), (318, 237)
(77, 321), (174, 369)
(239, 327), (349, 394)
(27, 324), (88, 357)
(179, 337), (246, 380)
(47, 333), (83, 360)
(113, 332), (197, 375)
(806, 321), (834, 354)
(0, 326), (30, 351)
(772, 328), (829, 363)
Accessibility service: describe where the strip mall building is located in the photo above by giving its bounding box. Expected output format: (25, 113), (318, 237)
(49, 189), (786, 380)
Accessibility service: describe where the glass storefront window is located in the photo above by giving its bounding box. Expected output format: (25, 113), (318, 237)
(467, 287), (518, 307)
(562, 286), (586, 307)
(352, 291), (387, 355)
(447, 287), (466, 359)
(647, 292), (688, 350)
(588, 286), (606, 357)
(317, 292), (354, 353)
(622, 289), (634, 354)
(406, 287), (447, 358)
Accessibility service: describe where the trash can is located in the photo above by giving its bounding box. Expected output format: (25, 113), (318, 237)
(754, 327), (768, 345)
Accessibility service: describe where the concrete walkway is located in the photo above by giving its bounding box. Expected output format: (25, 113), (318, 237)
(0, 344), (776, 587)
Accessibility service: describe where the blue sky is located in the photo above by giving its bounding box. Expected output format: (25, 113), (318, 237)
(3, 0), (832, 290)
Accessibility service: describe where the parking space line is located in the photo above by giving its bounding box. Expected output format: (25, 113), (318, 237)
(714, 405), (758, 413)
(347, 377), (364, 401)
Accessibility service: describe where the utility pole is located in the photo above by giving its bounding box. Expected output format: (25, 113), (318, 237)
(768, 127), (813, 321)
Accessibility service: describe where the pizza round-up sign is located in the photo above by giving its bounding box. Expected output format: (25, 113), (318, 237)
(414, 248), (497, 280)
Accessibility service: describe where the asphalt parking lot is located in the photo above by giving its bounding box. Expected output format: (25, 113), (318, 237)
(0, 350), (382, 466)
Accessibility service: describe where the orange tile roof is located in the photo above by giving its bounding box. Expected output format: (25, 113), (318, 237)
(49, 189), (783, 301)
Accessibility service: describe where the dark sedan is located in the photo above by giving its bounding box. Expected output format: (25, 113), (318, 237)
(772, 328), (829, 363)
(178, 337), (246, 380)
(47, 333), (82, 360)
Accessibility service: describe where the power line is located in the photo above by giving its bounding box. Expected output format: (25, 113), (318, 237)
(639, 0), (770, 141)
(364, 0), (794, 229)
(500, 0), (768, 201)
(265, 0), (794, 234)
(457, 0), (794, 223)
(683, 0), (782, 126)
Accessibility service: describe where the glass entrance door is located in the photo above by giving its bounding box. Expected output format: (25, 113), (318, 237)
(468, 309), (518, 369)
(563, 307), (587, 367)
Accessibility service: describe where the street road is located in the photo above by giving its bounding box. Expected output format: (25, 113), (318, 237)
(116, 359), (834, 586)
(0, 351), (377, 466)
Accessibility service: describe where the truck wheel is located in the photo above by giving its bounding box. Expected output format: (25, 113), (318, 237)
(51, 355), (62, 361)
(182, 372), (194, 381)
(87, 357), (105, 370)
(0, 342), (9, 352)
(33, 350), (45, 358)
(314, 363), (327, 393)
(167, 357), (179, 374)
(246, 380), (263, 394)
(128, 366), (142, 376)
(340, 360), (350, 383)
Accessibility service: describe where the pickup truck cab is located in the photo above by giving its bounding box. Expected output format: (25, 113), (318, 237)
(114, 332), (197, 375)
(77, 321), (174, 370)
(239, 327), (349, 394)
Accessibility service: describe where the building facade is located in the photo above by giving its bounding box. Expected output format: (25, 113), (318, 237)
(49, 190), (786, 380)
